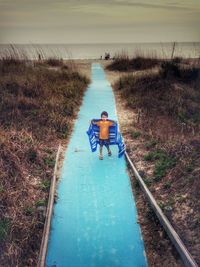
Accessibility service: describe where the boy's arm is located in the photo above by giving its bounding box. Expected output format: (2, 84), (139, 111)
(95, 121), (101, 126)
(109, 120), (117, 126)
(91, 119), (100, 126)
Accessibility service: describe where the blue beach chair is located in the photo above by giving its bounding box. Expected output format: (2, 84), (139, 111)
(86, 119), (125, 158)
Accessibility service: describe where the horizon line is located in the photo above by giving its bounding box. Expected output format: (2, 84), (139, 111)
(0, 41), (199, 45)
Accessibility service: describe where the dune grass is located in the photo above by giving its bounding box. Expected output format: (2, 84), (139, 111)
(0, 55), (89, 266)
(114, 61), (200, 125)
(107, 43), (191, 72)
(113, 55), (200, 265)
(107, 53), (160, 72)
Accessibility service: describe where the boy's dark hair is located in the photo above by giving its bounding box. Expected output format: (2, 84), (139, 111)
(101, 111), (108, 117)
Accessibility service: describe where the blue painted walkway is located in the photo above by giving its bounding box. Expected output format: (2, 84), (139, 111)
(46, 63), (147, 267)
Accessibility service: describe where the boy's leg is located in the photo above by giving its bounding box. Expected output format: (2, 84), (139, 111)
(100, 146), (103, 156)
(107, 146), (112, 156)
(105, 140), (112, 156)
(99, 139), (103, 160)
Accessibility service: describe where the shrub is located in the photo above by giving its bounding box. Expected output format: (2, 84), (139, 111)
(40, 179), (51, 191)
(160, 61), (181, 79)
(144, 149), (176, 181)
(35, 199), (46, 207)
(0, 218), (10, 241)
(144, 140), (157, 149)
(153, 155), (176, 181)
(131, 130), (141, 139)
(114, 64), (200, 124)
(45, 58), (64, 67)
(107, 54), (160, 72)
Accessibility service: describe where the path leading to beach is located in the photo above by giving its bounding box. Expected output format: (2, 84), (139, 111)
(46, 63), (147, 267)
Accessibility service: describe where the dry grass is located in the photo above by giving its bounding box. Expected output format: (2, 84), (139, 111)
(110, 58), (200, 265)
(107, 54), (160, 72)
(0, 54), (89, 266)
(44, 57), (64, 67)
(114, 62), (200, 127)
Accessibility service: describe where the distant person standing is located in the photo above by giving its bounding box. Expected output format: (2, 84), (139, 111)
(105, 52), (110, 60)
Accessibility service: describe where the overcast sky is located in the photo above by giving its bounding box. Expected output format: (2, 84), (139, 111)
(0, 0), (199, 44)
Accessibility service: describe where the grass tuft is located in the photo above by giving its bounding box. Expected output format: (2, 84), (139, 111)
(0, 219), (10, 241)
(107, 54), (160, 72)
(144, 149), (176, 181)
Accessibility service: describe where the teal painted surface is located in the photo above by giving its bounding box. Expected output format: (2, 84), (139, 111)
(46, 63), (147, 267)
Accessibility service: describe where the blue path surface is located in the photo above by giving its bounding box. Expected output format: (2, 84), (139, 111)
(46, 63), (148, 267)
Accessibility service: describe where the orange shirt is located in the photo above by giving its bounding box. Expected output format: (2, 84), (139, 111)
(95, 120), (114, 139)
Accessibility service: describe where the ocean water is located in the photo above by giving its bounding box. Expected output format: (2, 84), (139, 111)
(0, 42), (199, 60)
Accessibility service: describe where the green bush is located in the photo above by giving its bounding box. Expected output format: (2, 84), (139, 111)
(163, 181), (171, 189)
(0, 219), (10, 241)
(153, 155), (176, 181)
(144, 149), (166, 161)
(35, 199), (46, 207)
(144, 140), (157, 149)
(25, 206), (35, 216)
(40, 179), (51, 191)
(144, 149), (176, 181)
(131, 131), (141, 139)
(43, 156), (55, 167)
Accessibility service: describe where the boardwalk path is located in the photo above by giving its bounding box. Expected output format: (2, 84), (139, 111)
(46, 63), (147, 267)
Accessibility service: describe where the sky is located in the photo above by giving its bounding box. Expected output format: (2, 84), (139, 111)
(0, 0), (200, 44)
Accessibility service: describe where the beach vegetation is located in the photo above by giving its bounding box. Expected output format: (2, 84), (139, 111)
(153, 155), (176, 181)
(144, 149), (176, 181)
(0, 47), (89, 266)
(45, 57), (64, 67)
(144, 139), (157, 149)
(35, 199), (46, 207)
(114, 63), (200, 125)
(0, 219), (10, 241)
(112, 50), (200, 265)
(131, 130), (141, 139)
(40, 179), (51, 192)
(24, 206), (35, 216)
(163, 181), (171, 189)
(107, 54), (160, 71)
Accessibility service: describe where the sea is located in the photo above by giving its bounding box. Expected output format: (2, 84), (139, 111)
(0, 42), (199, 60)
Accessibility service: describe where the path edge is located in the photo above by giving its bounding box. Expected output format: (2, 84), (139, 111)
(37, 143), (62, 267)
(125, 151), (199, 267)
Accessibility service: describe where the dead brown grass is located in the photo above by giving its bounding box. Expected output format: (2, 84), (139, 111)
(0, 57), (89, 266)
(114, 63), (200, 127)
(107, 53), (160, 72)
(104, 59), (200, 266)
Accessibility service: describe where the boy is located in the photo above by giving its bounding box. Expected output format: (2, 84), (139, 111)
(91, 111), (115, 160)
